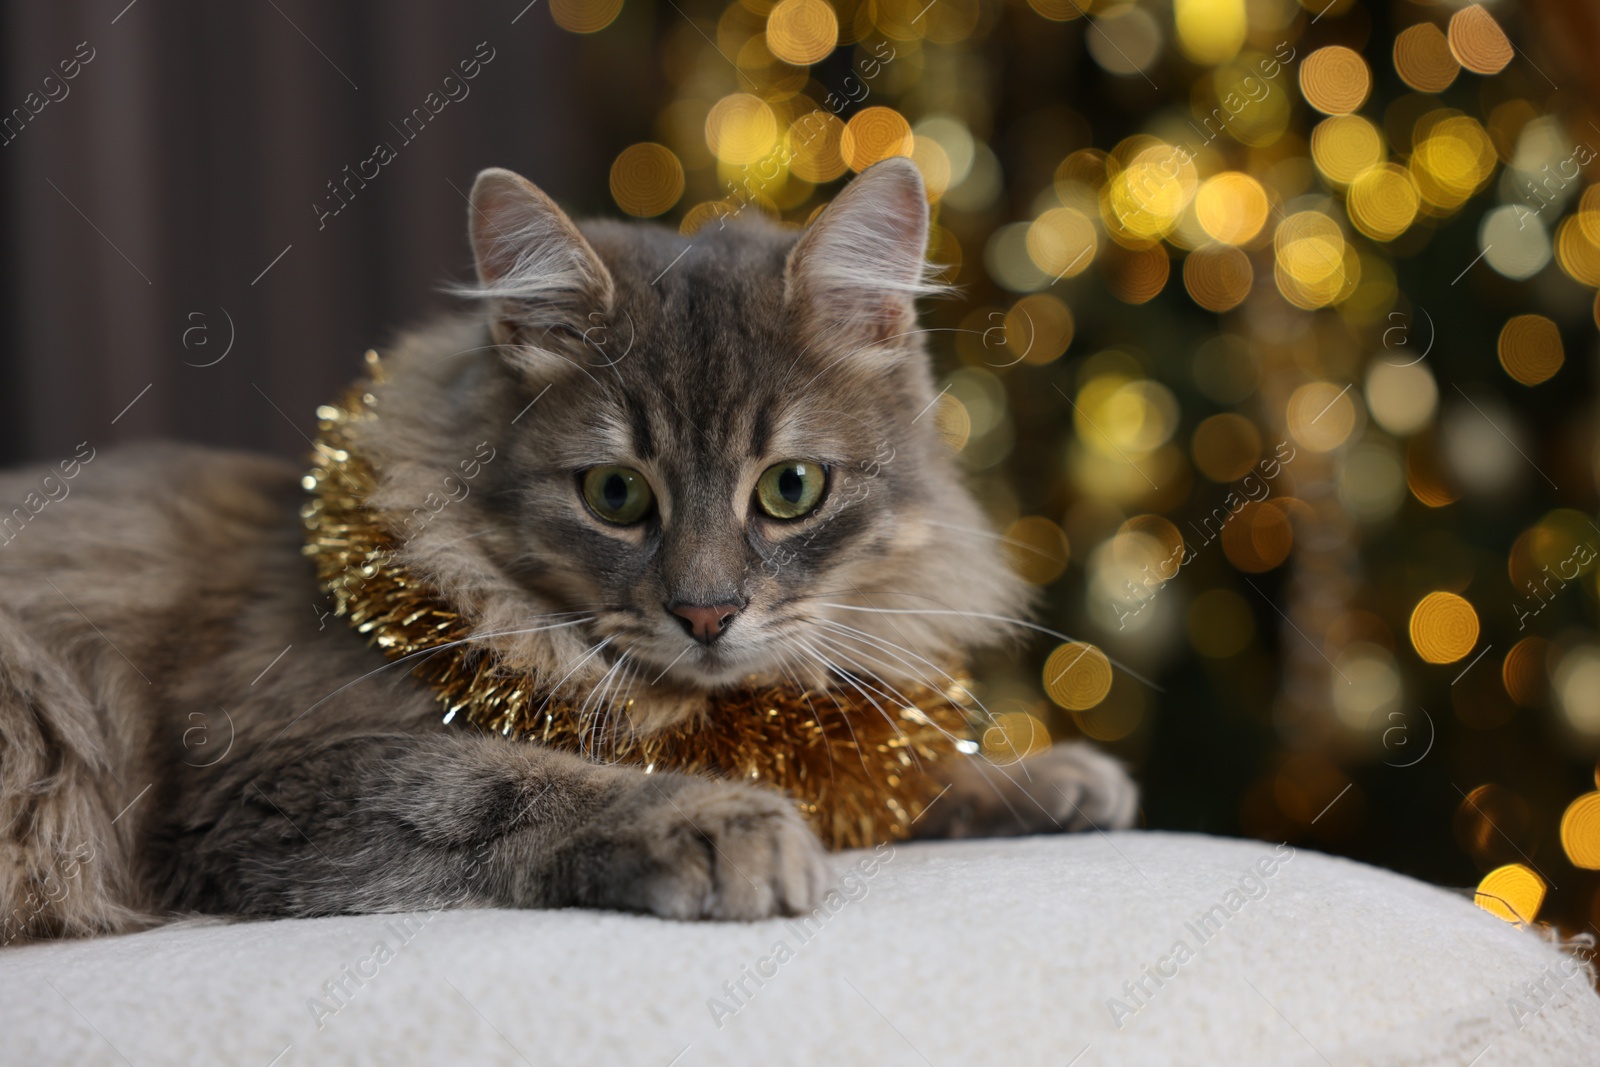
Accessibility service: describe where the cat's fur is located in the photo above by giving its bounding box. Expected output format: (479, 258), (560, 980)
(0, 159), (1136, 941)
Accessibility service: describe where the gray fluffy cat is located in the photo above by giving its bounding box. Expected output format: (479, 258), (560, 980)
(0, 158), (1136, 941)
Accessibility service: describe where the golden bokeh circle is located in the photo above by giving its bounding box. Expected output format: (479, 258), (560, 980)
(1027, 0), (1085, 20)
(1274, 212), (1355, 309)
(1004, 516), (1071, 585)
(1107, 145), (1198, 241)
(1311, 115), (1384, 186)
(765, 0), (838, 65)
(1502, 636), (1548, 708)
(1497, 314), (1564, 387)
(933, 392), (971, 451)
(1410, 114), (1497, 212)
(787, 111), (847, 183)
(1561, 792), (1600, 869)
(1475, 863), (1545, 924)
(1409, 591), (1480, 665)
(1287, 379), (1357, 452)
(910, 135), (952, 201)
(1556, 214), (1600, 287)
(608, 143), (686, 218)
(1044, 642), (1113, 711)
(1348, 164), (1420, 242)
(1221, 501), (1293, 573)
(1074, 675), (1145, 742)
(706, 94), (779, 166)
(1448, 4), (1513, 76)
(839, 106), (914, 172)
(1579, 184), (1600, 248)
(1027, 207), (1098, 279)
(1299, 46), (1371, 116)
(981, 710), (1054, 763)
(550, 0), (624, 33)
(1118, 514), (1184, 564)
(1004, 293), (1075, 365)
(1192, 412), (1262, 482)
(1183, 244), (1253, 313)
(1194, 172), (1269, 246)
(1101, 244), (1170, 304)
(1394, 22), (1460, 93)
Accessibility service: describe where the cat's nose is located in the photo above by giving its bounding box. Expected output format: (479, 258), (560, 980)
(669, 601), (743, 645)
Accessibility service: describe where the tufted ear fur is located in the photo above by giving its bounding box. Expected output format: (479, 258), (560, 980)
(459, 167), (614, 369)
(784, 157), (945, 358)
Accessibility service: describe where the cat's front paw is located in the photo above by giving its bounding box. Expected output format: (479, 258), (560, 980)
(1018, 741), (1140, 831)
(915, 740), (1139, 839)
(624, 778), (831, 921)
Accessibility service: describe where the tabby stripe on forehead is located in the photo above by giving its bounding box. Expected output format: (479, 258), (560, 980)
(750, 403), (772, 459)
(626, 393), (656, 461)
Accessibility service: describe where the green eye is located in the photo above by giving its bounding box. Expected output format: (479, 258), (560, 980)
(755, 461), (826, 520)
(581, 466), (654, 525)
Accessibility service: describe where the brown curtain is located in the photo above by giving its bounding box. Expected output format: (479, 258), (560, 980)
(0, 0), (601, 467)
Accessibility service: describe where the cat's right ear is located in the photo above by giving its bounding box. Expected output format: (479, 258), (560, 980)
(462, 167), (615, 355)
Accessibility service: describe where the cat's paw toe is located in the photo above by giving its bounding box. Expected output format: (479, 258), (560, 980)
(635, 779), (831, 921)
(1022, 742), (1140, 832)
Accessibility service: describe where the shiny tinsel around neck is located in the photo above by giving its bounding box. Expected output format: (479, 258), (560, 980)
(300, 353), (980, 850)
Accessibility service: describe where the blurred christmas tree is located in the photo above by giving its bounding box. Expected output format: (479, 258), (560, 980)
(545, 0), (1600, 938)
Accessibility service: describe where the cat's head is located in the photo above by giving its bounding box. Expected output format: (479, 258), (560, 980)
(364, 159), (1028, 728)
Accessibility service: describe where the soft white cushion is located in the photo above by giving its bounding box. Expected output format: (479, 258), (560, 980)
(3, 832), (1596, 1066)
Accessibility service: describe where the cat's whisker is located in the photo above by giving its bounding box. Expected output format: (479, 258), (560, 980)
(578, 650), (630, 758)
(769, 648), (837, 786)
(780, 637), (875, 780)
(813, 602), (1166, 694)
(599, 657), (642, 751)
(536, 635), (616, 716)
(793, 638), (918, 771)
(810, 618), (1001, 739)
(809, 630), (1005, 789)
(805, 634), (934, 774)
(802, 634), (1045, 828)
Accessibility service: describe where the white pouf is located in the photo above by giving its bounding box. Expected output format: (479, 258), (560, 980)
(2, 832), (1596, 1066)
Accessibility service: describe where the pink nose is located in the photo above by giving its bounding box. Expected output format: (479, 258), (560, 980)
(669, 603), (742, 644)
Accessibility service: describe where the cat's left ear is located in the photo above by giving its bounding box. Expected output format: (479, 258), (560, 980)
(784, 157), (940, 354)
(463, 167), (615, 351)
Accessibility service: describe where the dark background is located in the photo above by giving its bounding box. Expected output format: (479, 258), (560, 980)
(0, 1), (624, 466)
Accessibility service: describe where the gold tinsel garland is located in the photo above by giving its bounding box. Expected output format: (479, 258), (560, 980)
(299, 354), (979, 849)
